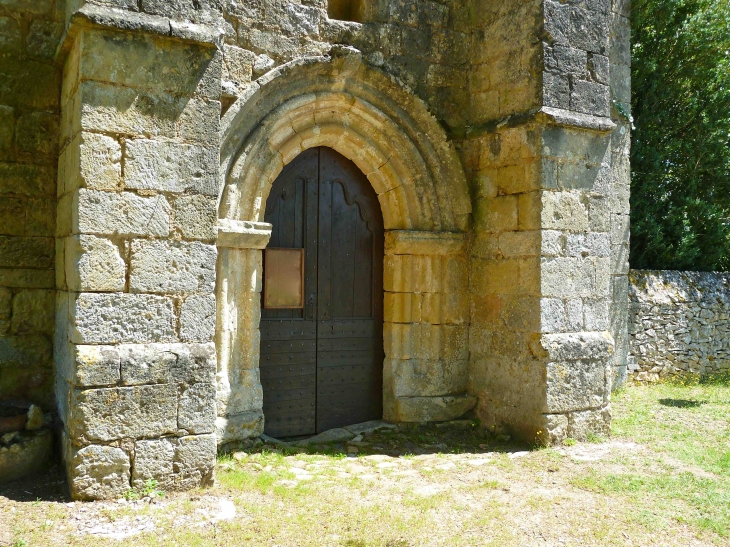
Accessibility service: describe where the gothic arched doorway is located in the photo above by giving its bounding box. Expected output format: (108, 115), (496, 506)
(259, 147), (385, 437)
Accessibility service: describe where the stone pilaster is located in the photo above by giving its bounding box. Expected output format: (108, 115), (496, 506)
(466, 0), (628, 444)
(215, 220), (270, 444)
(382, 231), (475, 422)
(55, 8), (223, 499)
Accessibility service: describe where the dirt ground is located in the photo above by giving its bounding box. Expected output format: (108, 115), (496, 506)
(1, 382), (728, 547)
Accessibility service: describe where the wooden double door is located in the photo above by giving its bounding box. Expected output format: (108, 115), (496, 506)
(260, 147), (385, 438)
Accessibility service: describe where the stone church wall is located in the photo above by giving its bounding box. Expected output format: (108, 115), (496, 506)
(0, 0), (633, 499)
(629, 270), (730, 380)
(0, 0), (64, 411)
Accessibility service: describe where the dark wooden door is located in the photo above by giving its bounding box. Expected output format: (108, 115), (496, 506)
(260, 147), (384, 438)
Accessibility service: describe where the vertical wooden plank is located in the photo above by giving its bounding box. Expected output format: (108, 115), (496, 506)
(317, 167), (332, 322)
(330, 182), (356, 318)
(353, 218), (374, 318)
(305, 177), (319, 321)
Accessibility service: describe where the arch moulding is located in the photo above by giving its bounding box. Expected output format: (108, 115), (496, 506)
(214, 48), (475, 443)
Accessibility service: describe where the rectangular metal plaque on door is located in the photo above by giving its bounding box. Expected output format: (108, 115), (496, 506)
(263, 248), (305, 309)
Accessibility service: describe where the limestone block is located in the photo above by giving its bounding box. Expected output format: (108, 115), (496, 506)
(71, 293), (175, 344)
(216, 368), (263, 416)
(571, 81), (611, 117)
(119, 344), (177, 386)
(132, 438), (174, 489)
(0, 105), (15, 159)
(173, 194), (217, 240)
(223, 44), (254, 92)
(215, 411), (264, 444)
(0, 15), (21, 54)
(384, 323), (443, 360)
(541, 298), (568, 333)
(474, 195), (518, 233)
(16, 111), (59, 159)
(65, 235), (126, 292)
(58, 344), (121, 387)
(384, 255), (442, 294)
(63, 132), (122, 193)
(543, 72), (570, 110)
(544, 413), (568, 444)
(584, 299), (610, 331)
(541, 257), (598, 298)
(0, 162), (56, 198)
(545, 360), (607, 413)
(180, 294), (216, 342)
(0, 288), (10, 320)
(569, 5), (609, 54)
(499, 231), (541, 258)
(76, 81), (178, 138)
(539, 332), (613, 362)
(0, 57), (60, 111)
(470, 257), (539, 296)
(386, 358), (468, 397)
(65, 441), (131, 501)
(392, 394), (477, 423)
(178, 382), (216, 434)
(0, 0), (55, 15)
(172, 434), (216, 490)
(566, 232), (610, 258)
(177, 98), (220, 143)
(130, 240), (216, 295)
(79, 29), (221, 99)
(517, 192), (542, 231)
(384, 292), (421, 324)
(75, 189), (171, 237)
(541, 191), (589, 232)
(567, 405), (611, 440)
(125, 139), (219, 195)
(25, 198), (55, 236)
(501, 295), (541, 333)
(0, 197), (24, 236)
(26, 19), (63, 60)
(0, 235), (54, 269)
(0, 334), (52, 368)
(384, 231), (467, 256)
(0, 269), (54, 289)
(470, 170), (498, 199)
(11, 289), (54, 334)
(69, 384), (178, 443)
(119, 343), (216, 386)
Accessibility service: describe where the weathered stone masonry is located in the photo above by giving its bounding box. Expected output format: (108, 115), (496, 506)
(629, 270), (730, 381)
(0, 0), (631, 499)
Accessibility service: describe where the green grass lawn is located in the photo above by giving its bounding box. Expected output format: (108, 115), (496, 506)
(573, 376), (730, 538)
(2, 377), (729, 547)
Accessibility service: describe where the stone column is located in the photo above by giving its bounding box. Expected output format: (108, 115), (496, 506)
(466, 0), (629, 444)
(55, 7), (223, 499)
(215, 220), (270, 445)
(382, 231), (475, 422)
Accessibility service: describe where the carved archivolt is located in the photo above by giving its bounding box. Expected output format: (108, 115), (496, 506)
(219, 48), (471, 232)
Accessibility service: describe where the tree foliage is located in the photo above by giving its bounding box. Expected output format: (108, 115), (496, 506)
(631, 0), (730, 270)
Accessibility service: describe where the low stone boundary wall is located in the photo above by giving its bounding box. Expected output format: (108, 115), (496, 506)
(629, 270), (730, 381)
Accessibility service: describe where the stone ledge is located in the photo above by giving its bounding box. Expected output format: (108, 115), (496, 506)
(462, 107), (616, 140)
(385, 230), (467, 256)
(57, 4), (223, 62)
(217, 220), (272, 250)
